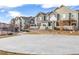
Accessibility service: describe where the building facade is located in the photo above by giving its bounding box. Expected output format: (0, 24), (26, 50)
(11, 5), (79, 31)
(35, 12), (48, 29)
(0, 22), (11, 35)
(54, 5), (79, 30)
(10, 16), (35, 32)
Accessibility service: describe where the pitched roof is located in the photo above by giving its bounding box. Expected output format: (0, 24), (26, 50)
(54, 5), (66, 11)
(76, 10), (79, 12)
(54, 5), (78, 13)
(36, 12), (46, 17)
(11, 16), (35, 21)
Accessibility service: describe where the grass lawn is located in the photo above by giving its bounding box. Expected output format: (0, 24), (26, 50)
(0, 33), (18, 39)
(0, 50), (27, 55)
(26, 30), (79, 35)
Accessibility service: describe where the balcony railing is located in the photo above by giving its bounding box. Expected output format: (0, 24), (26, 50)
(56, 26), (76, 30)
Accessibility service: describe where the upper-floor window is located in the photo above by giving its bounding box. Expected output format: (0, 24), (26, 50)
(72, 14), (74, 17)
(71, 13), (77, 19)
(62, 14), (66, 19)
(50, 15), (57, 21)
(44, 16), (46, 21)
(46, 16), (49, 20)
(39, 17), (42, 20)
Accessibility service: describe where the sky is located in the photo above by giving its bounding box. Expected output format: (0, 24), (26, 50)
(0, 0), (79, 23)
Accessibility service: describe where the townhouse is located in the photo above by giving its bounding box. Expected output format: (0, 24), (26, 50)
(34, 12), (48, 29)
(46, 12), (57, 30)
(10, 16), (35, 32)
(0, 22), (11, 35)
(54, 5), (79, 30)
(34, 12), (57, 30)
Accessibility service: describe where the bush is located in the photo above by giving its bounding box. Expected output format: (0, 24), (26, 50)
(45, 27), (48, 30)
(25, 30), (30, 32)
(54, 27), (60, 30)
(8, 33), (13, 35)
(22, 29), (30, 32)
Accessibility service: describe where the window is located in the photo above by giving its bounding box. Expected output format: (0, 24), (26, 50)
(48, 22), (51, 26)
(72, 23), (76, 26)
(69, 13), (71, 20)
(62, 14), (66, 19)
(44, 16), (46, 21)
(72, 13), (77, 19)
(72, 14), (74, 17)
(39, 17), (42, 20)
(47, 16), (49, 20)
(50, 15), (57, 21)
(43, 24), (46, 26)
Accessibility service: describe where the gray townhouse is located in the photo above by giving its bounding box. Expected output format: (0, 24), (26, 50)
(10, 16), (35, 32)
(34, 12), (57, 30)
(34, 12), (48, 29)
(0, 22), (11, 35)
(46, 12), (57, 30)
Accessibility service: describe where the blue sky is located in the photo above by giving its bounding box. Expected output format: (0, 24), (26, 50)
(0, 4), (55, 23)
(0, 4), (79, 23)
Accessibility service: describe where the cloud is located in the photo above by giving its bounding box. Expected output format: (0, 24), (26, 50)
(41, 4), (55, 8)
(0, 0), (42, 8)
(8, 11), (22, 17)
(41, 0), (79, 8)
(0, 0), (78, 8)
(0, 9), (5, 12)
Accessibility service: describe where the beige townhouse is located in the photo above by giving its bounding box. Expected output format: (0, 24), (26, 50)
(54, 5), (79, 31)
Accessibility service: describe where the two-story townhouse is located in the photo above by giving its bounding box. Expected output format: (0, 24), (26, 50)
(47, 12), (57, 29)
(0, 22), (11, 35)
(54, 5), (79, 31)
(35, 12), (48, 29)
(11, 16), (35, 32)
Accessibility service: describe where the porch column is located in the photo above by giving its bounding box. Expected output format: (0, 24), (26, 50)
(69, 13), (71, 26)
(19, 17), (22, 31)
(57, 14), (60, 26)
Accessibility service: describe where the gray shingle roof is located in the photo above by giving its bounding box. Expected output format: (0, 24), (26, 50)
(36, 12), (46, 17)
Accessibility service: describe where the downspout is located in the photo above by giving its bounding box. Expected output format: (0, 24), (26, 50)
(49, 14), (50, 29)
(19, 17), (22, 31)
(78, 13), (79, 30)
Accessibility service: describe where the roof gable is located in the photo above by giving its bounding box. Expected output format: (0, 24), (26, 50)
(36, 12), (46, 17)
(54, 5), (77, 14)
